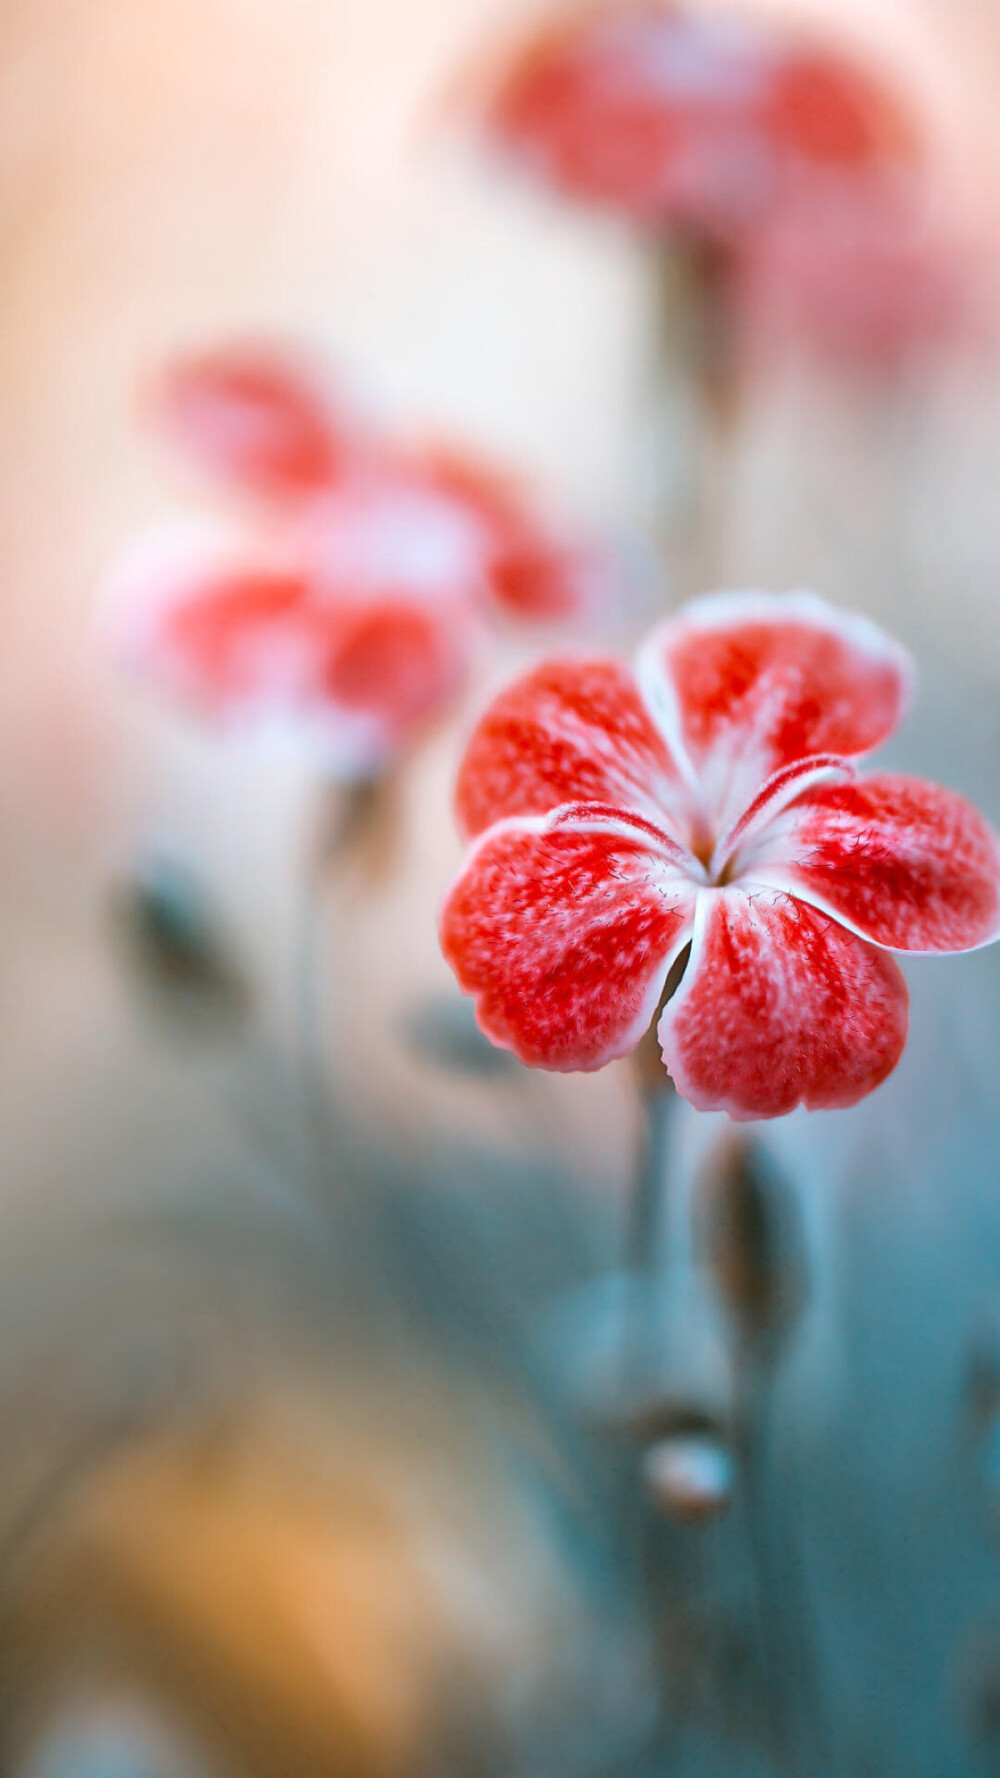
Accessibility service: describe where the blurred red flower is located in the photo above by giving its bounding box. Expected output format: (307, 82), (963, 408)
(734, 191), (973, 375)
(115, 346), (612, 774)
(483, 2), (969, 372)
(440, 591), (1000, 1119)
(486, 3), (917, 241)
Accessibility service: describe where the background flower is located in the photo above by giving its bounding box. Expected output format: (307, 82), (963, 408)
(478, 1), (972, 374)
(114, 344), (616, 775)
(114, 537), (470, 776)
(484, 2), (918, 241)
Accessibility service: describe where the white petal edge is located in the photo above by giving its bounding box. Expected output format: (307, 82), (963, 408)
(737, 864), (1000, 959)
(438, 807), (701, 1073)
(635, 587), (917, 768)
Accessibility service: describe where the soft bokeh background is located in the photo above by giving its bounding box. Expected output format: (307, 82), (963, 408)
(3, 1), (1000, 1774)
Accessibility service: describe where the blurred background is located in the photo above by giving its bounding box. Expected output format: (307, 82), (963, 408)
(3, 0), (1000, 1773)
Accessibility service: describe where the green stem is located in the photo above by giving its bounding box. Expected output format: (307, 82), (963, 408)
(627, 1064), (738, 1524)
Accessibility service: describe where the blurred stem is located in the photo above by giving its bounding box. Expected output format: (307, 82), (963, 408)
(294, 813), (332, 1200)
(653, 231), (742, 594)
(625, 1030), (680, 1394)
(628, 1070), (705, 1397)
(629, 1073), (676, 1279)
(296, 802), (334, 1038)
(292, 774), (390, 1210)
(627, 1033), (739, 1527)
(627, 958), (688, 1280)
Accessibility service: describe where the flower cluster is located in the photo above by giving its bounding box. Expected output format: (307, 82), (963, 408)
(440, 592), (1000, 1120)
(115, 346), (610, 776)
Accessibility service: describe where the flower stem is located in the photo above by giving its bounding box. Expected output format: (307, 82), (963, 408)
(293, 813), (333, 1204)
(627, 1058), (737, 1524)
(291, 774), (390, 1212)
(651, 232), (742, 594)
(628, 1074), (675, 1276)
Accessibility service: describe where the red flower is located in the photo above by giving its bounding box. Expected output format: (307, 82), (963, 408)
(116, 346), (609, 773)
(440, 591), (1000, 1120)
(482, 3), (972, 372)
(486, 3), (918, 243)
(116, 538), (471, 774)
(155, 349), (359, 499)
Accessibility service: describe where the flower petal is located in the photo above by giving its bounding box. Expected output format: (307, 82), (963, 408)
(117, 553), (320, 716)
(322, 597), (469, 740)
(155, 347), (350, 499)
(487, 533), (614, 621)
(299, 474), (488, 604)
(440, 809), (697, 1071)
(407, 447), (612, 620)
(637, 589), (913, 830)
(658, 886), (909, 1119)
(486, 6), (777, 234)
(737, 194), (971, 376)
(764, 48), (917, 178)
(743, 773), (1000, 953)
(113, 539), (466, 763)
(455, 658), (695, 841)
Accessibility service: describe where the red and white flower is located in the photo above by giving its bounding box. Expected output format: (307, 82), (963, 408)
(115, 533), (472, 775)
(116, 346), (609, 774)
(485, 2), (919, 243)
(481, 3), (973, 373)
(440, 591), (1000, 1120)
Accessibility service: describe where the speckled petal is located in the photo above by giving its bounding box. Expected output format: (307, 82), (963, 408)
(441, 807), (698, 1071)
(456, 658), (694, 841)
(742, 773), (1000, 953)
(658, 886), (909, 1118)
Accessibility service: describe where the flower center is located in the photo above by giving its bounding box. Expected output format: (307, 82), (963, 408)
(688, 817), (717, 875)
(686, 820), (741, 888)
(712, 848), (741, 888)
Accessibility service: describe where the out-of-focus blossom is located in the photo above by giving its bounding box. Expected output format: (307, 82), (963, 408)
(484, 2), (918, 244)
(735, 193), (975, 375)
(155, 348), (360, 500)
(480, 2), (970, 373)
(116, 539), (471, 774)
(440, 591), (1000, 1120)
(114, 346), (613, 774)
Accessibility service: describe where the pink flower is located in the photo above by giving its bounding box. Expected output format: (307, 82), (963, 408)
(440, 591), (1000, 1120)
(734, 192), (975, 376)
(485, 3), (918, 244)
(117, 345), (610, 773)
